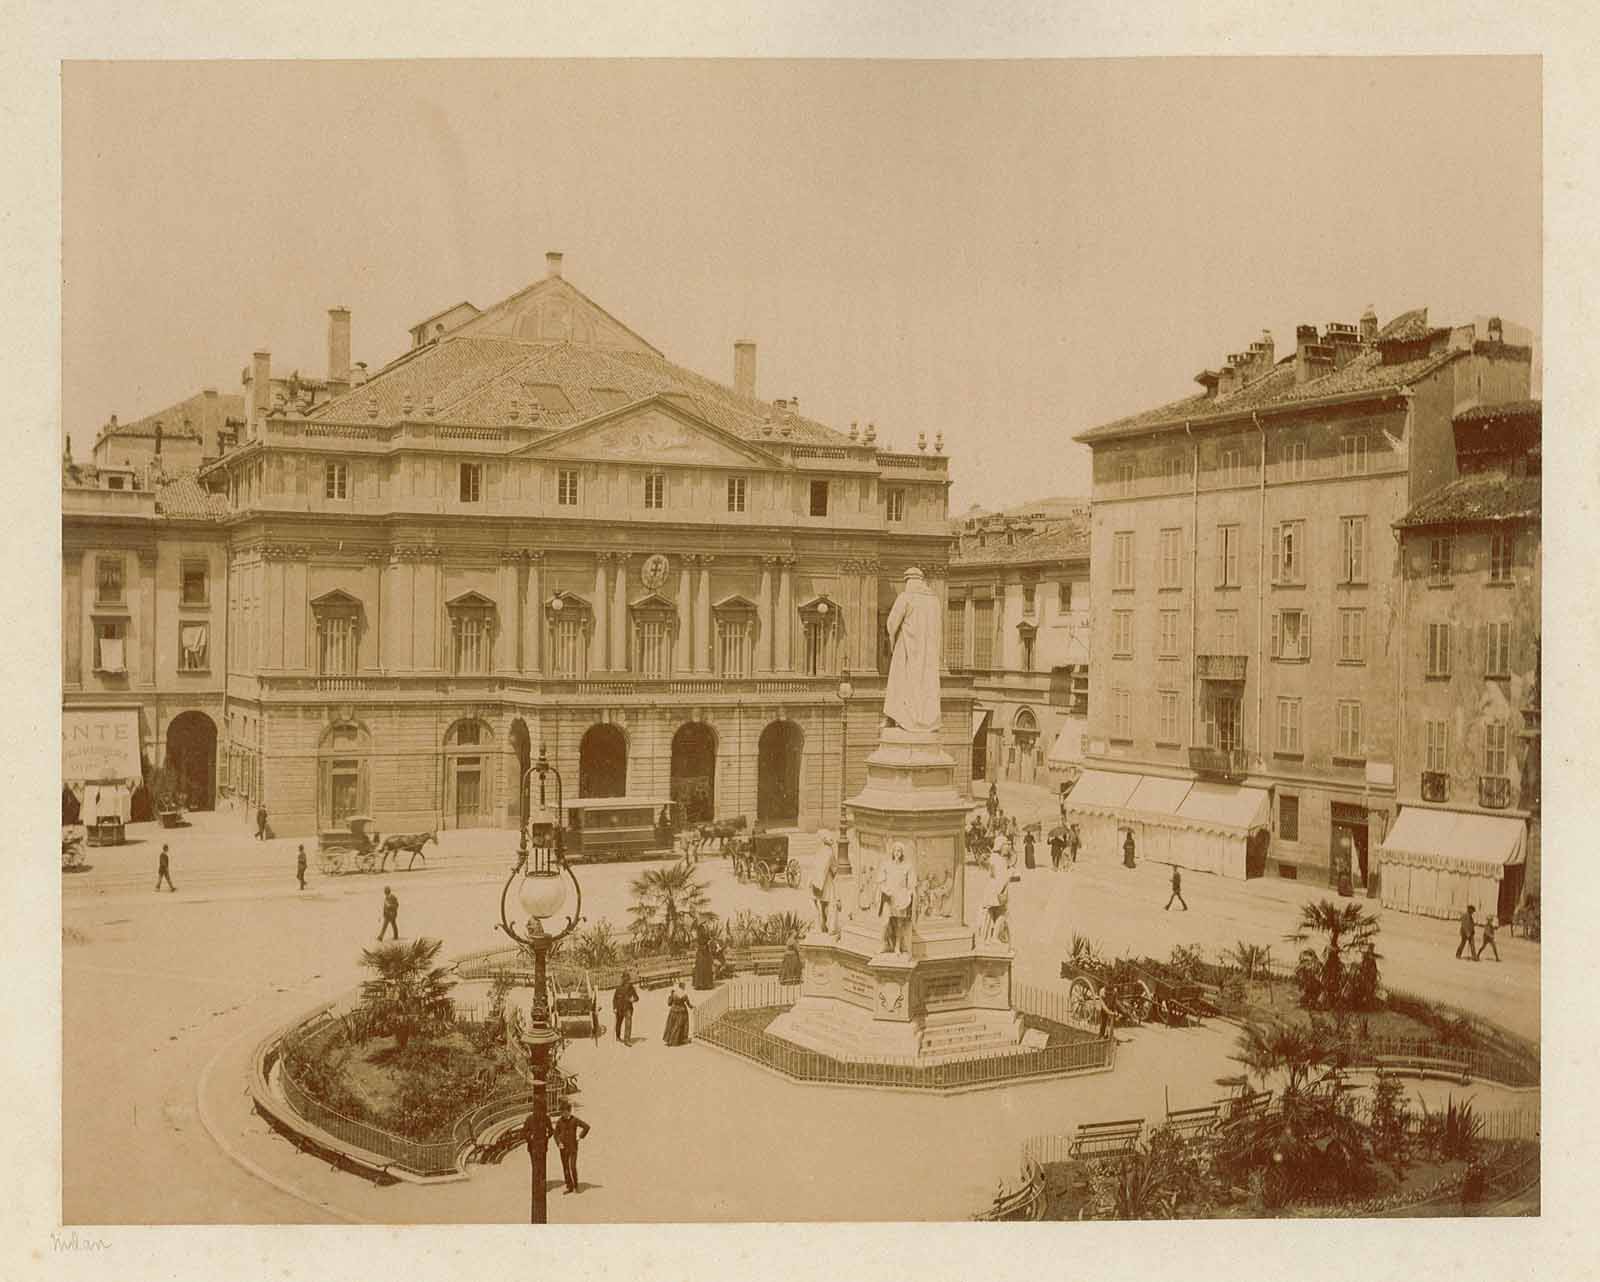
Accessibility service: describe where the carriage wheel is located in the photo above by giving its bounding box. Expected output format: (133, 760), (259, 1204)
(1068, 977), (1098, 1023)
(786, 859), (801, 888)
(1126, 981), (1154, 1024)
(757, 864), (774, 889)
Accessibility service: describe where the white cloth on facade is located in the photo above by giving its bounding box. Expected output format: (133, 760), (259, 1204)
(883, 573), (943, 734)
(99, 637), (125, 674)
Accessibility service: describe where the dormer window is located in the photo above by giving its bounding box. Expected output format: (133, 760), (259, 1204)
(446, 592), (497, 675)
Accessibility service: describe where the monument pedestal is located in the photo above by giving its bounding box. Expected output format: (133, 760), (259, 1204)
(767, 727), (1023, 1064)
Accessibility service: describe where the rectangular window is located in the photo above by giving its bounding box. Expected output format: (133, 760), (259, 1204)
(317, 615), (356, 676)
(96, 555), (124, 605)
(1203, 695), (1241, 751)
(1164, 455), (1186, 492)
(1484, 720), (1508, 776)
(180, 559), (209, 606)
(458, 462), (482, 503)
(1425, 719), (1449, 772)
(552, 617), (587, 677)
(717, 619), (749, 678)
(1339, 516), (1367, 583)
(1426, 622), (1452, 678)
(1217, 610), (1239, 654)
(1218, 448), (1240, 487)
(1159, 528), (1182, 588)
(1485, 621), (1512, 677)
(1112, 610), (1134, 657)
(178, 622), (209, 671)
(1058, 580), (1074, 612)
(727, 476), (747, 513)
(93, 619), (126, 673)
(1021, 633), (1036, 671)
(1112, 531), (1134, 589)
(1276, 697), (1303, 754)
(1117, 460), (1135, 495)
(1022, 580), (1037, 613)
(1341, 434), (1369, 475)
(885, 487), (905, 522)
(1158, 691), (1180, 743)
(324, 461), (348, 499)
(803, 618), (836, 675)
(1282, 440), (1307, 481)
(557, 469), (580, 506)
(1158, 609), (1179, 657)
(453, 614), (489, 675)
(1272, 520), (1305, 584)
(1337, 608), (1366, 663)
(809, 480), (830, 517)
(636, 619), (671, 677)
(1428, 535), (1454, 584)
(944, 601), (966, 667)
(643, 471), (665, 510)
(1111, 688), (1132, 739)
(1336, 700), (1363, 759)
(1215, 525), (1240, 587)
(1279, 794), (1300, 841)
(1270, 609), (1311, 660)
(972, 599), (995, 670)
(1489, 531), (1515, 583)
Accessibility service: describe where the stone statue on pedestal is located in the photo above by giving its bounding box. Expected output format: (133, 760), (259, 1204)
(883, 567), (943, 735)
(878, 842), (914, 954)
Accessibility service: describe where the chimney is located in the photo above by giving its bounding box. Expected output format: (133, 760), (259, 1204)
(1294, 325), (1321, 385)
(1488, 316), (1504, 343)
(1324, 322), (1360, 370)
(733, 340), (757, 398)
(1216, 362), (1239, 398)
(327, 307), (352, 395)
(1360, 305), (1379, 344)
(789, 395), (799, 415)
(249, 350), (272, 428)
(352, 361), (369, 387)
(153, 419), (163, 456)
(545, 251), (564, 279)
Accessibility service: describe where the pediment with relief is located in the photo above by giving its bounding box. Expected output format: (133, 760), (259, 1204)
(523, 402), (783, 469)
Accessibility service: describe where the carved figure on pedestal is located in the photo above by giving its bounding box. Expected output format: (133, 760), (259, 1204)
(882, 567), (942, 734)
(917, 868), (953, 920)
(979, 853), (1010, 944)
(878, 842), (914, 954)
(810, 830), (837, 933)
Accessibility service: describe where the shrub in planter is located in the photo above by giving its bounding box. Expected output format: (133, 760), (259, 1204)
(1514, 895), (1540, 941)
(1418, 1095), (1482, 1162)
(1367, 1070), (1412, 1172)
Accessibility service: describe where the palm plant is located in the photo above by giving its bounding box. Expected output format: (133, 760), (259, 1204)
(356, 937), (456, 1052)
(569, 919), (622, 969)
(762, 910), (809, 944)
(628, 862), (711, 953)
(1229, 940), (1272, 982)
(1232, 1017), (1349, 1094)
(1286, 899), (1380, 1011)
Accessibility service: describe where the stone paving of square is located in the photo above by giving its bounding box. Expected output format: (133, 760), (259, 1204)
(61, 781), (1538, 1224)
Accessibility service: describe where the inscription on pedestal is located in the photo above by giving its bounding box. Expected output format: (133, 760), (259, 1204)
(921, 972), (968, 1010)
(840, 970), (875, 1003)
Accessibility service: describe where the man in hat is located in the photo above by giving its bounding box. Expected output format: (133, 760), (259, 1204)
(883, 567), (943, 734)
(378, 886), (400, 940)
(296, 843), (308, 891)
(611, 971), (639, 1045)
(548, 1098), (591, 1194)
(155, 843), (176, 893)
(1456, 905), (1477, 960)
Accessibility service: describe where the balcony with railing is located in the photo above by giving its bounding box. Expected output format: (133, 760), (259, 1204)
(1478, 775), (1512, 810)
(1196, 654), (1248, 683)
(1421, 770), (1450, 803)
(1188, 746), (1250, 781)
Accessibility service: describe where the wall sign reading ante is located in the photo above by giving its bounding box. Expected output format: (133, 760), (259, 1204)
(62, 709), (143, 783)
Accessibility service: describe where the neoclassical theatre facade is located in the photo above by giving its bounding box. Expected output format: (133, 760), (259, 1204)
(132, 254), (971, 837)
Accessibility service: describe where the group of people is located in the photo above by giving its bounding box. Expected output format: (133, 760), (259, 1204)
(607, 971), (695, 1047)
(1455, 904), (1502, 962)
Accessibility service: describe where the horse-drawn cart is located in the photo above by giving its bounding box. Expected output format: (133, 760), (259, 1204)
(1060, 956), (1153, 1026)
(318, 815), (379, 875)
(733, 831), (800, 889)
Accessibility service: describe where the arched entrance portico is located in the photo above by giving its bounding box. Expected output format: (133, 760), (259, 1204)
(671, 721), (717, 823)
(757, 719), (803, 827)
(166, 710), (218, 810)
(579, 723), (628, 798)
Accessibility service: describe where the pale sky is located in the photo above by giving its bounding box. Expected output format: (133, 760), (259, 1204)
(62, 58), (1540, 510)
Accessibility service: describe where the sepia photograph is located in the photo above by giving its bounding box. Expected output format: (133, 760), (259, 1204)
(12, 11), (1597, 1278)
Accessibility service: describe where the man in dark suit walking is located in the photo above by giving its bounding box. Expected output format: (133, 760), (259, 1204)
(155, 843), (176, 892)
(378, 886), (399, 940)
(296, 844), (308, 891)
(1165, 865), (1188, 911)
(611, 971), (639, 1045)
(1455, 905), (1477, 959)
(549, 1099), (591, 1194)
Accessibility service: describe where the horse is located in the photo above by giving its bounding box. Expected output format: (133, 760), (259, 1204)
(379, 830), (437, 871)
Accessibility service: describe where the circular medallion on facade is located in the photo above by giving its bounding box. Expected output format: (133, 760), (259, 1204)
(641, 553), (670, 590)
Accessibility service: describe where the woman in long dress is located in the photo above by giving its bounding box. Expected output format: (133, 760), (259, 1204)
(663, 980), (693, 1046)
(691, 922), (715, 990)
(778, 937), (803, 984)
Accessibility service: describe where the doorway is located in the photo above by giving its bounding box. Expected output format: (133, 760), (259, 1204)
(757, 719), (803, 826)
(166, 710), (218, 810)
(671, 721), (717, 823)
(454, 757), (483, 826)
(578, 723), (628, 798)
(1331, 802), (1370, 888)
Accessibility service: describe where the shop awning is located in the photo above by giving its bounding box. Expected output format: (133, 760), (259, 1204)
(1062, 768), (1141, 810)
(1177, 781), (1271, 833)
(1127, 775), (1193, 817)
(1379, 807), (1526, 877)
(1046, 722), (1085, 769)
(971, 708), (993, 741)
(62, 706), (143, 785)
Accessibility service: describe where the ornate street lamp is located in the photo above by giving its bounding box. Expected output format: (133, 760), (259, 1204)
(498, 744), (582, 1225)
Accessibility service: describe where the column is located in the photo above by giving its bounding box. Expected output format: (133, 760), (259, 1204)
(775, 556), (794, 672)
(859, 560), (881, 672)
(138, 549), (157, 685)
(755, 557), (773, 675)
(675, 559), (693, 675)
(591, 555), (608, 673)
(611, 553), (629, 672)
(63, 552), (82, 685)
(494, 553), (519, 673)
(963, 597), (975, 669)
(695, 555), (714, 673)
(524, 552), (543, 674)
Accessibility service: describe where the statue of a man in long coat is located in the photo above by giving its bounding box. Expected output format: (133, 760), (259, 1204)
(883, 567), (942, 734)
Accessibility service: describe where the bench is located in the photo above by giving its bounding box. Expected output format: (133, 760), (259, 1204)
(973, 1159), (1047, 1222)
(1374, 1054), (1471, 1085)
(1217, 1090), (1273, 1124)
(748, 945), (788, 976)
(1164, 1103), (1221, 1141)
(635, 958), (692, 990)
(1067, 1118), (1144, 1160)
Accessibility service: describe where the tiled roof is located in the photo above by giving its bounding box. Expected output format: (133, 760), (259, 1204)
(1454, 399), (1541, 424)
(952, 519), (1090, 566)
(154, 472), (230, 521)
(1395, 468), (1541, 529)
(309, 335), (855, 446)
(1075, 344), (1459, 443)
(1376, 307), (1431, 343)
(108, 390), (244, 439)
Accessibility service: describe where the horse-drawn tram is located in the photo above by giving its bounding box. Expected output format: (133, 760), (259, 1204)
(556, 797), (680, 863)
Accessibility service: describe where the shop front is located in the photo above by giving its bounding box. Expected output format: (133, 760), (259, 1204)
(1376, 807), (1526, 922)
(1060, 767), (1270, 878)
(63, 706), (145, 846)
